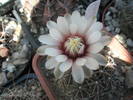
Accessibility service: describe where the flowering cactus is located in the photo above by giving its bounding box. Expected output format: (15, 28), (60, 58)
(38, 0), (110, 83)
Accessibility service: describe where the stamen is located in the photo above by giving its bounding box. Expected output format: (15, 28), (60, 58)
(65, 36), (85, 55)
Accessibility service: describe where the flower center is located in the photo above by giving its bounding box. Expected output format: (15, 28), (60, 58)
(64, 36), (85, 55)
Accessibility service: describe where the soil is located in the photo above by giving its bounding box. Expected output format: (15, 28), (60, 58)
(0, 79), (48, 100)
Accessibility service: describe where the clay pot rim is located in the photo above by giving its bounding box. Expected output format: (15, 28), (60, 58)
(32, 54), (57, 100)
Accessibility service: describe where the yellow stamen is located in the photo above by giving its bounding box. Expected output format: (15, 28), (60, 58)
(65, 36), (84, 55)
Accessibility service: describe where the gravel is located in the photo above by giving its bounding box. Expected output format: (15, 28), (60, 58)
(0, 79), (48, 100)
(104, 7), (120, 35)
(104, 0), (133, 52)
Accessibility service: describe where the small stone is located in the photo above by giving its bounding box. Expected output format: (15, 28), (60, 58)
(12, 44), (29, 59)
(8, 21), (17, 29)
(13, 58), (28, 65)
(6, 63), (16, 72)
(106, 11), (111, 16)
(112, 19), (119, 27)
(37, 87), (42, 92)
(126, 67), (133, 88)
(4, 19), (8, 23)
(105, 15), (112, 21)
(7, 72), (14, 79)
(31, 86), (36, 90)
(109, 25), (115, 32)
(126, 39), (133, 47)
(106, 26), (111, 32)
(110, 7), (118, 13)
(115, 28), (120, 33)
(0, 72), (7, 85)
(31, 24), (37, 33)
(40, 27), (45, 35)
(13, 24), (22, 42)
(113, 14), (117, 18)
(19, 8), (24, 13)
(78, 5), (83, 9)
(0, 47), (9, 57)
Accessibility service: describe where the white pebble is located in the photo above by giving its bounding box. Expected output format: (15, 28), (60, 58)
(105, 15), (112, 21)
(109, 25), (115, 31)
(110, 7), (118, 13)
(115, 28), (120, 33)
(112, 20), (119, 27)
(106, 11), (111, 16)
(127, 39), (133, 47)
(106, 26), (111, 32)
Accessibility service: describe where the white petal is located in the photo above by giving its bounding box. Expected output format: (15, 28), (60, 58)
(49, 29), (62, 40)
(84, 17), (97, 33)
(55, 55), (67, 62)
(79, 16), (88, 34)
(45, 58), (59, 69)
(90, 22), (103, 32)
(47, 21), (57, 30)
(99, 36), (111, 46)
(71, 11), (81, 22)
(59, 60), (72, 72)
(71, 11), (81, 31)
(85, 57), (99, 70)
(90, 54), (107, 66)
(87, 31), (102, 44)
(54, 65), (64, 79)
(64, 14), (71, 24)
(38, 35), (58, 46)
(57, 16), (69, 34)
(72, 64), (84, 83)
(45, 48), (61, 56)
(37, 45), (49, 55)
(85, 0), (101, 19)
(76, 58), (87, 66)
(90, 42), (104, 53)
(70, 24), (77, 34)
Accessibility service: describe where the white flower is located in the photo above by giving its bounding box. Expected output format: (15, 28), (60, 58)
(37, 0), (110, 83)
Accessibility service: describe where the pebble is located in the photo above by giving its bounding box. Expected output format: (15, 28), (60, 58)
(106, 11), (111, 16)
(126, 39), (133, 47)
(125, 67), (133, 88)
(6, 63), (16, 73)
(110, 7), (118, 13)
(2, 62), (16, 72)
(109, 25), (115, 32)
(0, 72), (7, 85)
(4, 19), (8, 23)
(115, 28), (120, 34)
(13, 58), (28, 65)
(7, 72), (14, 79)
(112, 19), (119, 27)
(105, 15), (112, 21)
(106, 26), (111, 32)
(0, 47), (9, 57)
(31, 86), (36, 90)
